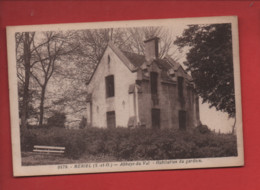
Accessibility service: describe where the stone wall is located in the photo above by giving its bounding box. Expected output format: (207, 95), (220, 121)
(137, 63), (199, 130)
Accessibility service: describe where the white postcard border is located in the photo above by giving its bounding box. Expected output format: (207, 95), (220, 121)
(7, 16), (244, 177)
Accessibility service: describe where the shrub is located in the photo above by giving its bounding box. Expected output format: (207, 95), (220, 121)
(64, 131), (85, 159)
(195, 124), (211, 134)
(47, 111), (66, 128)
(79, 117), (87, 129)
(20, 129), (37, 151)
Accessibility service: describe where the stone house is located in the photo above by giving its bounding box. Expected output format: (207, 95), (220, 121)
(86, 37), (200, 130)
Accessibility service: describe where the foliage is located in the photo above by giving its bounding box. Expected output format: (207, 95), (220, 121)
(21, 128), (237, 161)
(47, 112), (66, 128)
(174, 24), (235, 117)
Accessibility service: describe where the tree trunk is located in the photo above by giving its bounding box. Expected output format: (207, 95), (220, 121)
(39, 84), (47, 127)
(232, 117), (236, 135)
(21, 32), (31, 130)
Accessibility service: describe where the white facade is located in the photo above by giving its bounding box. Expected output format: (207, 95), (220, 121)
(86, 45), (137, 128)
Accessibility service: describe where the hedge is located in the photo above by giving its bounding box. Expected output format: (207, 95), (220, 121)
(21, 127), (237, 160)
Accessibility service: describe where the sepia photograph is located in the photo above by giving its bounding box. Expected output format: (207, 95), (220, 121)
(7, 16), (243, 176)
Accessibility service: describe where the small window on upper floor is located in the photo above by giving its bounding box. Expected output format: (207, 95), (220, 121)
(178, 76), (184, 98)
(108, 55), (110, 64)
(106, 75), (114, 98)
(108, 55), (111, 69)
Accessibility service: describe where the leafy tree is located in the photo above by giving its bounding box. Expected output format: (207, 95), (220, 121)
(174, 24), (235, 118)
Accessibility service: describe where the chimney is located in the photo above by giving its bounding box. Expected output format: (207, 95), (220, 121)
(144, 37), (159, 62)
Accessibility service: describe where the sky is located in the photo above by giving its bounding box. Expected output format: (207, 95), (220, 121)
(199, 99), (234, 133)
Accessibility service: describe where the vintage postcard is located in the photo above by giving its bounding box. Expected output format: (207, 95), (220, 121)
(7, 16), (243, 177)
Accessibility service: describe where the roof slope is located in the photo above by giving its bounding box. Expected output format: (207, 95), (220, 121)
(121, 51), (146, 68)
(121, 49), (183, 72)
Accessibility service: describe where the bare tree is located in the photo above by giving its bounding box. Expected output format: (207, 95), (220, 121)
(126, 26), (178, 59)
(29, 31), (79, 126)
(16, 32), (35, 129)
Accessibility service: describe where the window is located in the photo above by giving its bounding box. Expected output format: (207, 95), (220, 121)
(150, 72), (159, 105)
(108, 55), (111, 69)
(106, 75), (114, 97)
(150, 72), (158, 95)
(107, 111), (116, 128)
(108, 55), (110, 64)
(178, 77), (184, 98)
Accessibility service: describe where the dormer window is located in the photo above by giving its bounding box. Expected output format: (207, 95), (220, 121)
(106, 75), (114, 98)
